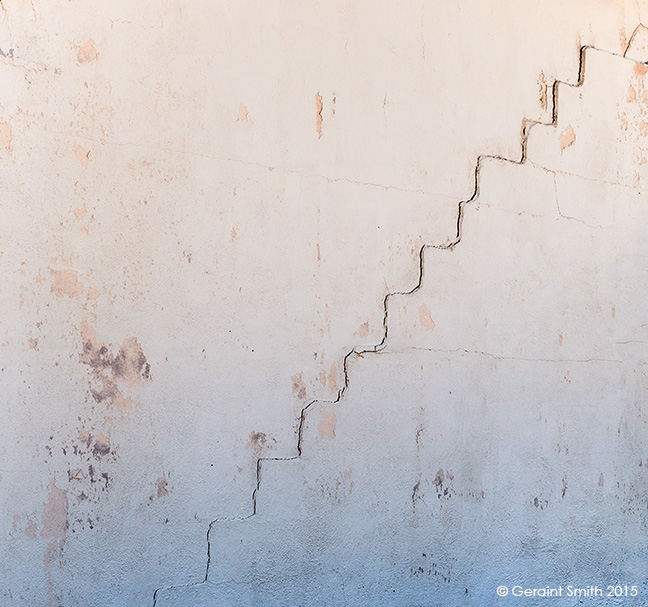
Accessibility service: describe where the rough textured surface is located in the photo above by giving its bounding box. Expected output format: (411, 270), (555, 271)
(2, 2), (648, 606)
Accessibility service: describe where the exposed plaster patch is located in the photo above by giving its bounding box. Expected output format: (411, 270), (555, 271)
(559, 125), (576, 150)
(418, 304), (435, 330)
(41, 480), (69, 569)
(291, 373), (308, 400)
(318, 410), (337, 439)
(354, 322), (369, 338)
(77, 39), (99, 64)
(316, 92), (323, 138)
(50, 269), (84, 298)
(237, 104), (249, 122)
(619, 62), (648, 157)
(72, 204), (87, 220)
(0, 122), (12, 150)
(87, 286), (101, 300)
(41, 480), (69, 540)
(73, 142), (90, 166)
(538, 72), (548, 111)
(328, 362), (338, 393)
(24, 519), (38, 539)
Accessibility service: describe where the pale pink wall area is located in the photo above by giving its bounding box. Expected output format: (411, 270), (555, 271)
(1, 2), (648, 605)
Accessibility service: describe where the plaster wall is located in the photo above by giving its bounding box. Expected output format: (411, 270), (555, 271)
(1, 2), (648, 605)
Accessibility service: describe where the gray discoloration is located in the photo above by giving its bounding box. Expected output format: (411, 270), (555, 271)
(246, 431), (268, 454)
(80, 321), (151, 411)
(156, 476), (169, 498)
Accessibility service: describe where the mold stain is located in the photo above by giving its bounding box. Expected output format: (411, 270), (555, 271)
(79, 320), (151, 411)
(247, 431), (268, 454)
(92, 433), (111, 458)
(156, 475), (169, 498)
(62, 428), (118, 509)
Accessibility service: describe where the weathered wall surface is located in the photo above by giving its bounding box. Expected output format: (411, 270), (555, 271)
(2, 2), (648, 606)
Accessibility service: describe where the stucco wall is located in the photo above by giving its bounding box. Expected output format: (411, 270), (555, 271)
(2, 2), (648, 606)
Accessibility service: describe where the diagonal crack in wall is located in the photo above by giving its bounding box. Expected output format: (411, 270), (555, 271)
(152, 35), (648, 606)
